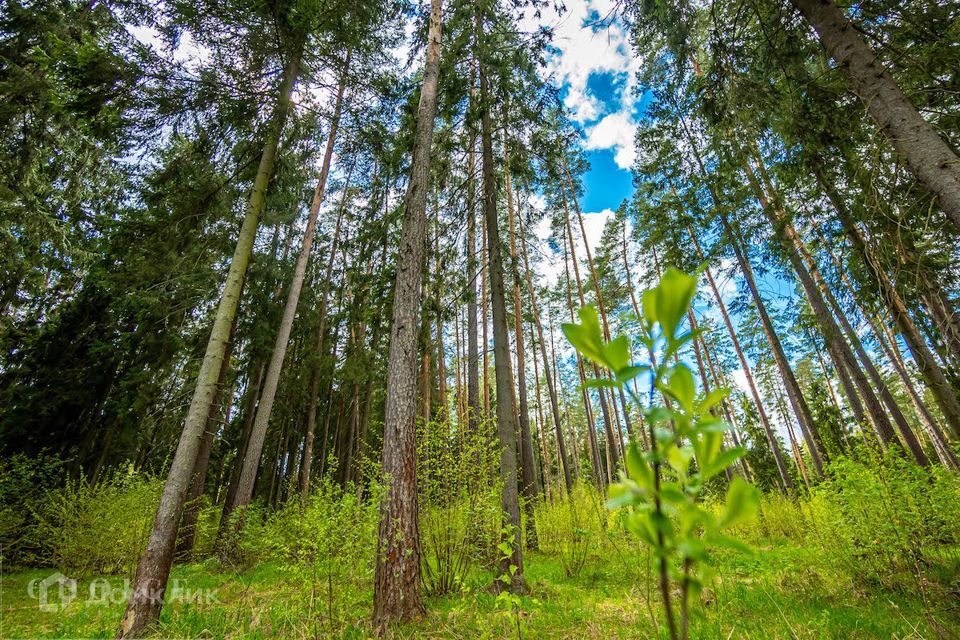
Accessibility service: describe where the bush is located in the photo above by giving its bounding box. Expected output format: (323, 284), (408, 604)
(0, 454), (66, 565)
(418, 414), (502, 594)
(237, 476), (382, 626)
(535, 483), (610, 577)
(30, 467), (162, 576)
(809, 451), (960, 592)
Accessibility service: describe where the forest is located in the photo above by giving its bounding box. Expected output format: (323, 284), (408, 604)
(1, 0), (960, 637)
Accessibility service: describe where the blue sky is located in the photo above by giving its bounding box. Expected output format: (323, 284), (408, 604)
(528, 3), (812, 441)
(530, 0), (648, 213)
(580, 149), (633, 211)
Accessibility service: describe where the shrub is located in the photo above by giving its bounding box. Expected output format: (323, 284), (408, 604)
(0, 454), (66, 565)
(535, 483), (606, 577)
(238, 476), (382, 626)
(810, 450), (960, 592)
(30, 467), (162, 576)
(418, 413), (502, 594)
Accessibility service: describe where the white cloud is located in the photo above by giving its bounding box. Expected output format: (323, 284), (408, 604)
(584, 112), (636, 169)
(519, 1), (643, 169)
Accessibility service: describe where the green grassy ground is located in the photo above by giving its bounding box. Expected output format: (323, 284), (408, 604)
(2, 542), (952, 639)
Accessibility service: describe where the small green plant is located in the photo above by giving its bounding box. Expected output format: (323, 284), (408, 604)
(495, 521), (535, 639)
(564, 267), (760, 640)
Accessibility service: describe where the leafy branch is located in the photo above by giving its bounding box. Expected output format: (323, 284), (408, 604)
(564, 267), (759, 640)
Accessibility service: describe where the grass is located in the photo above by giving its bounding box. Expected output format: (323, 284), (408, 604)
(2, 541), (954, 639)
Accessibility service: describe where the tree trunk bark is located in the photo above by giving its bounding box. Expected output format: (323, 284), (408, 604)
(371, 0), (442, 627)
(749, 152), (928, 464)
(517, 211), (573, 493)
(564, 163), (634, 444)
(701, 333), (753, 482)
(300, 163), (355, 501)
(563, 241), (602, 486)
(689, 228), (793, 493)
(875, 316), (959, 469)
(505, 166), (539, 548)
(466, 60), (481, 434)
(817, 168), (960, 441)
(118, 46), (301, 638)
(477, 13), (525, 590)
(741, 161), (898, 450)
(530, 320), (553, 497)
(176, 309), (238, 560)
(788, 0), (960, 231)
(229, 52), (351, 521)
(562, 185), (618, 478)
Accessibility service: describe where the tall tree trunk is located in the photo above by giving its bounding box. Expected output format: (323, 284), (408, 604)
(687, 310), (733, 483)
(477, 14), (524, 590)
(218, 359), (265, 543)
(175, 310), (238, 560)
(118, 46), (301, 638)
(505, 166), (538, 549)
(564, 163), (634, 443)
(689, 229), (793, 493)
(371, 0), (441, 626)
(466, 60), (481, 434)
(530, 321), (553, 497)
(482, 192), (491, 420)
(562, 185), (618, 478)
(228, 53), (351, 522)
(549, 301), (582, 478)
(517, 211), (573, 493)
(301, 162), (356, 501)
(564, 234), (604, 487)
(750, 152), (928, 465)
(876, 317), (959, 469)
(811, 220), (956, 465)
(435, 264), (448, 417)
(816, 166), (960, 440)
(701, 333), (753, 482)
(748, 158), (927, 463)
(454, 306), (465, 424)
(740, 161), (897, 451)
(419, 303), (433, 424)
(788, 0), (960, 231)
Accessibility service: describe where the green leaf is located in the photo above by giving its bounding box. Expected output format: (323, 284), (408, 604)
(678, 538), (709, 563)
(584, 378), (620, 389)
(720, 476), (760, 528)
(562, 306), (606, 367)
(701, 446), (746, 480)
(603, 335), (631, 372)
(616, 364), (650, 384)
(663, 364), (695, 409)
(607, 481), (638, 509)
(625, 442), (654, 490)
(658, 482), (687, 505)
(627, 510), (659, 547)
(645, 406), (670, 425)
(642, 289), (658, 325)
(654, 268), (697, 339)
(666, 444), (694, 476)
(649, 510), (675, 542)
(698, 388), (729, 414)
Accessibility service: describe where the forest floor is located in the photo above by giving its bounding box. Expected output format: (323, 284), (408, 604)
(2, 543), (955, 639)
